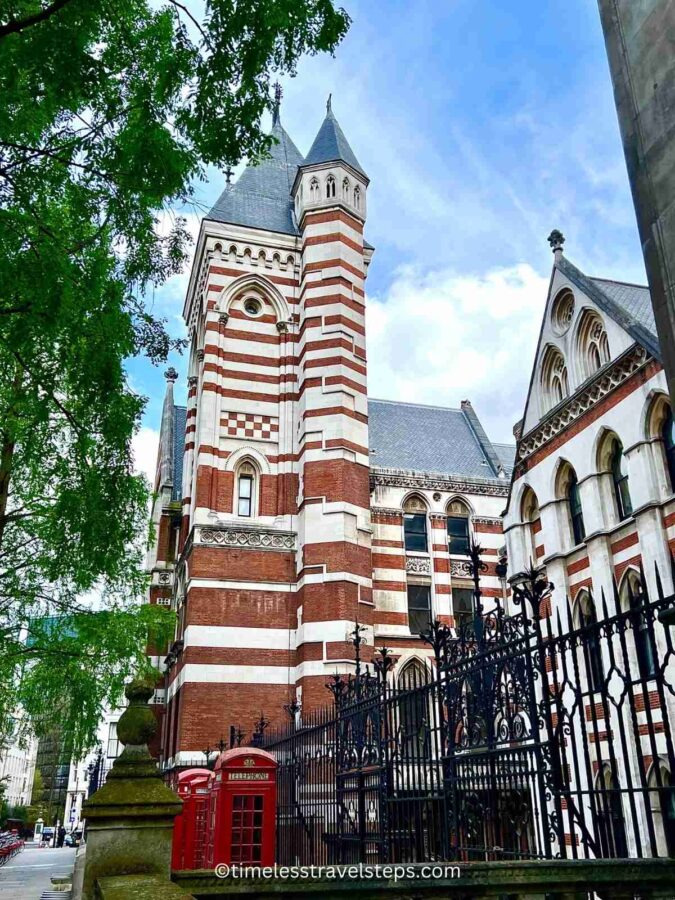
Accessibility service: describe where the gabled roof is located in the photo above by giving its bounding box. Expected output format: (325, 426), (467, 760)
(558, 256), (659, 360)
(368, 398), (512, 481)
(207, 120), (304, 235)
(302, 102), (366, 177)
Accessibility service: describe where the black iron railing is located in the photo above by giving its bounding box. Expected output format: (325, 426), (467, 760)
(260, 545), (675, 865)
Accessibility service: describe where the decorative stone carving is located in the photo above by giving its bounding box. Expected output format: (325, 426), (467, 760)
(276, 320), (289, 334)
(187, 375), (198, 388)
(406, 556), (431, 575)
(516, 346), (649, 467)
(370, 470), (509, 498)
(157, 572), (172, 585)
(198, 526), (296, 551)
(196, 348), (204, 362)
(219, 313), (229, 326)
(471, 516), (502, 527)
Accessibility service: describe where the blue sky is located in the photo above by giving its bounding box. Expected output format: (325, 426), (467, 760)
(130, 0), (646, 479)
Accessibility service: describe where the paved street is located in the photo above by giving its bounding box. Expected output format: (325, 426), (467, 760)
(0, 845), (75, 899)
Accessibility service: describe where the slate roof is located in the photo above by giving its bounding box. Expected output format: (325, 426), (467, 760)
(557, 257), (659, 360)
(493, 442), (517, 475)
(207, 121), (304, 235)
(206, 105), (367, 235)
(172, 405), (187, 502)
(303, 105), (366, 177)
(368, 399), (512, 480)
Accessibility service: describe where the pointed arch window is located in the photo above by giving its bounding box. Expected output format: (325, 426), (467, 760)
(610, 439), (632, 520)
(649, 762), (675, 857)
(326, 175), (336, 199)
(309, 178), (319, 202)
(621, 570), (657, 681)
(596, 766), (628, 858)
(447, 499), (471, 555)
(399, 660), (430, 758)
(662, 408), (675, 492)
(575, 591), (604, 694)
(403, 496), (428, 552)
(521, 487), (541, 565)
(578, 311), (611, 380)
(568, 470), (585, 545)
(353, 186), (361, 210)
(541, 347), (569, 412)
(236, 462), (257, 517)
(342, 177), (350, 199)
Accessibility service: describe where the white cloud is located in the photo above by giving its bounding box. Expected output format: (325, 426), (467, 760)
(367, 263), (549, 443)
(132, 426), (160, 487)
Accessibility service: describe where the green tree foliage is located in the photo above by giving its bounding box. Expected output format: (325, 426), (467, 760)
(0, 0), (350, 752)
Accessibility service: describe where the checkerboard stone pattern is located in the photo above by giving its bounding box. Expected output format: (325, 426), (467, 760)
(223, 412), (279, 441)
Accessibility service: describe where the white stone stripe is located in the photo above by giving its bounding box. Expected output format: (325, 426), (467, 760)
(167, 660), (355, 700)
(183, 620), (357, 651)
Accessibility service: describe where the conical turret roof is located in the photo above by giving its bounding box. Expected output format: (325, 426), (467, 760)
(207, 120), (304, 235)
(303, 98), (366, 178)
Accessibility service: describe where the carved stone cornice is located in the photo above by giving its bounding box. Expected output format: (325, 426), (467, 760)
(516, 345), (650, 467)
(370, 469), (509, 498)
(197, 526), (296, 551)
(471, 516), (502, 526)
(371, 507), (404, 519)
(405, 556), (431, 575)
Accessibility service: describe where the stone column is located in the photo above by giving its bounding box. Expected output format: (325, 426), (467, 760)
(81, 676), (191, 900)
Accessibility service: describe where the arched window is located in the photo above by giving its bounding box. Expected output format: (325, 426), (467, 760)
(648, 396), (675, 494)
(541, 346), (569, 412)
(309, 178), (319, 202)
(353, 186), (361, 210)
(342, 176), (350, 199)
(403, 495), (428, 552)
(447, 499), (471, 555)
(398, 660), (430, 758)
(575, 590), (603, 694)
(236, 462), (257, 517)
(596, 766), (628, 858)
(577, 311), (611, 380)
(610, 438), (632, 520)
(326, 175), (336, 198)
(557, 463), (585, 547)
(521, 487), (541, 565)
(649, 761), (675, 857)
(620, 570), (656, 681)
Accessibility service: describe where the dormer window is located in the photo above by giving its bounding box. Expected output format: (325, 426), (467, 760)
(326, 175), (336, 198)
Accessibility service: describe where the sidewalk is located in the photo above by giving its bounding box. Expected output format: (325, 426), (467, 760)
(0, 844), (76, 899)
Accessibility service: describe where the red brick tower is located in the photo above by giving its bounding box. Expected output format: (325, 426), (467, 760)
(161, 99), (373, 767)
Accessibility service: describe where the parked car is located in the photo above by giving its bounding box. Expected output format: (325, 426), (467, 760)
(64, 830), (82, 847)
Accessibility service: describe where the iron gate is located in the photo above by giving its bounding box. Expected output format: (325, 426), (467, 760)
(261, 546), (675, 865)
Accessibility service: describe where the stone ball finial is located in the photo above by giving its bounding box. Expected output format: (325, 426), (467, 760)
(164, 367), (178, 383)
(547, 230), (565, 254)
(116, 674), (158, 751)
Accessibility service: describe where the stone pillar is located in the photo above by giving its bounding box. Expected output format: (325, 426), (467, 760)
(81, 676), (190, 900)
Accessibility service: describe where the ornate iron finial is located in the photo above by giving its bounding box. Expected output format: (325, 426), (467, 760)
(326, 93), (332, 114)
(217, 736), (227, 754)
(203, 744), (213, 769)
(373, 646), (395, 682)
(164, 367), (178, 383)
(547, 229), (565, 254)
(421, 619), (452, 664)
(272, 81), (283, 125)
(510, 565), (554, 623)
(283, 697), (301, 719)
(351, 620), (367, 677)
(224, 165), (234, 185)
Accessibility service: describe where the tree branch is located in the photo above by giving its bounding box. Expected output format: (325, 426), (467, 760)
(0, 0), (75, 39)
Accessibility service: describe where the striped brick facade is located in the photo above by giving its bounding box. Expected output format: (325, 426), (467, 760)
(149, 105), (512, 769)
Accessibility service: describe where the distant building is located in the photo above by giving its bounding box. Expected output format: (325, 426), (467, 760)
(0, 716), (37, 808)
(146, 98), (514, 770)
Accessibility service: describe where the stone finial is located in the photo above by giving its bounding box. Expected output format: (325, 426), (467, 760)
(547, 229), (565, 257)
(164, 367), (178, 383)
(81, 675), (185, 899)
(326, 93), (332, 114)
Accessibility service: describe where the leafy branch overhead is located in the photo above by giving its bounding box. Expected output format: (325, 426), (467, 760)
(0, 0), (350, 751)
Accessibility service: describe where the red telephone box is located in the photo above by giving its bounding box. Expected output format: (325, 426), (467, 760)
(208, 748), (276, 867)
(171, 768), (212, 870)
